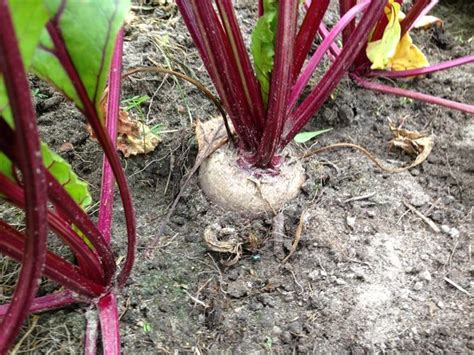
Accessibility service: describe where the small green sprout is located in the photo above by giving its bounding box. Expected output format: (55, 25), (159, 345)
(143, 321), (153, 333)
(121, 95), (150, 112)
(32, 88), (47, 99)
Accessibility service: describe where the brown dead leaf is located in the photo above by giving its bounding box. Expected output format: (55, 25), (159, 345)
(203, 224), (241, 254)
(203, 224), (242, 266)
(116, 112), (160, 157)
(389, 122), (433, 168)
(195, 117), (234, 160)
(89, 95), (160, 157)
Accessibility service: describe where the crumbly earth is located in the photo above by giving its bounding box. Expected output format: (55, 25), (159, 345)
(1, 0), (473, 353)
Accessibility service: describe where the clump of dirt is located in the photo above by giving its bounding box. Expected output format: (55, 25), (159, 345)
(2, 1), (473, 353)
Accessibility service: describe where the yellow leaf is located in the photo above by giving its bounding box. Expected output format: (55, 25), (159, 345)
(366, 2), (401, 70)
(387, 33), (429, 71)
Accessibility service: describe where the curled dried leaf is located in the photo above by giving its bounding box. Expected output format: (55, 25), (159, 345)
(90, 95), (161, 157)
(116, 112), (160, 157)
(389, 122), (433, 168)
(203, 224), (242, 254)
(195, 117), (234, 160)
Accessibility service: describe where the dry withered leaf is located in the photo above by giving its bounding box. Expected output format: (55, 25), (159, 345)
(389, 121), (433, 169)
(116, 112), (160, 157)
(203, 224), (242, 266)
(89, 94), (160, 157)
(195, 117), (234, 160)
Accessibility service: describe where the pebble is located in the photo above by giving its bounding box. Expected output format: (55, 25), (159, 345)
(449, 227), (460, 238)
(436, 301), (445, 309)
(413, 281), (423, 291)
(410, 169), (420, 177)
(308, 270), (319, 281)
(272, 326), (283, 336)
(440, 225), (460, 238)
(367, 210), (376, 218)
(346, 216), (356, 230)
(335, 278), (347, 285)
(441, 225), (451, 235)
(419, 270), (432, 282)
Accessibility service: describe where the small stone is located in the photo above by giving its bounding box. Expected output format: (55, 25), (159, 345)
(320, 270), (327, 278)
(413, 281), (423, 291)
(367, 210), (376, 218)
(441, 225), (451, 235)
(419, 270), (432, 282)
(436, 301), (445, 309)
(449, 228), (460, 239)
(346, 216), (356, 230)
(308, 270), (319, 281)
(272, 326), (283, 336)
(410, 169), (420, 176)
(335, 278), (347, 285)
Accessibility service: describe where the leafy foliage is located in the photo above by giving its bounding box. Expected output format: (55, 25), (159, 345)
(366, 1), (401, 70)
(342, 0), (474, 114)
(177, 0), (386, 169)
(33, 1), (129, 117)
(251, 0), (278, 103)
(0, 0), (134, 352)
(41, 143), (92, 209)
(294, 128), (332, 143)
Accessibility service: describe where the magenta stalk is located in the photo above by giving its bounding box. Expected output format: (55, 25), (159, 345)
(353, 74), (474, 114)
(0, 1), (49, 350)
(289, 0), (370, 109)
(98, 28), (124, 243)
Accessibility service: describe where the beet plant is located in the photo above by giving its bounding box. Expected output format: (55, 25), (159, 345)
(0, 0), (135, 352)
(176, 0), (386, 213)
(317, 0), (474, 113)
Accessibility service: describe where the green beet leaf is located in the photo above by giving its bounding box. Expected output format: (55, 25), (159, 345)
(0, 144), (92, 210)
(32, 0), (130, 121)
(0, 0), (51, 128)
(251, 0), (278, 105)
(0, 153), (14, 182)
(41, 143), (92, 209)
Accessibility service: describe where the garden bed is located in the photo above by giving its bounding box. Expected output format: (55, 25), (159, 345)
(3, 0), (473, 352)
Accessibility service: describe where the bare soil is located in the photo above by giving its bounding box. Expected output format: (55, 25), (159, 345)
(2, 0), (473, 353)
